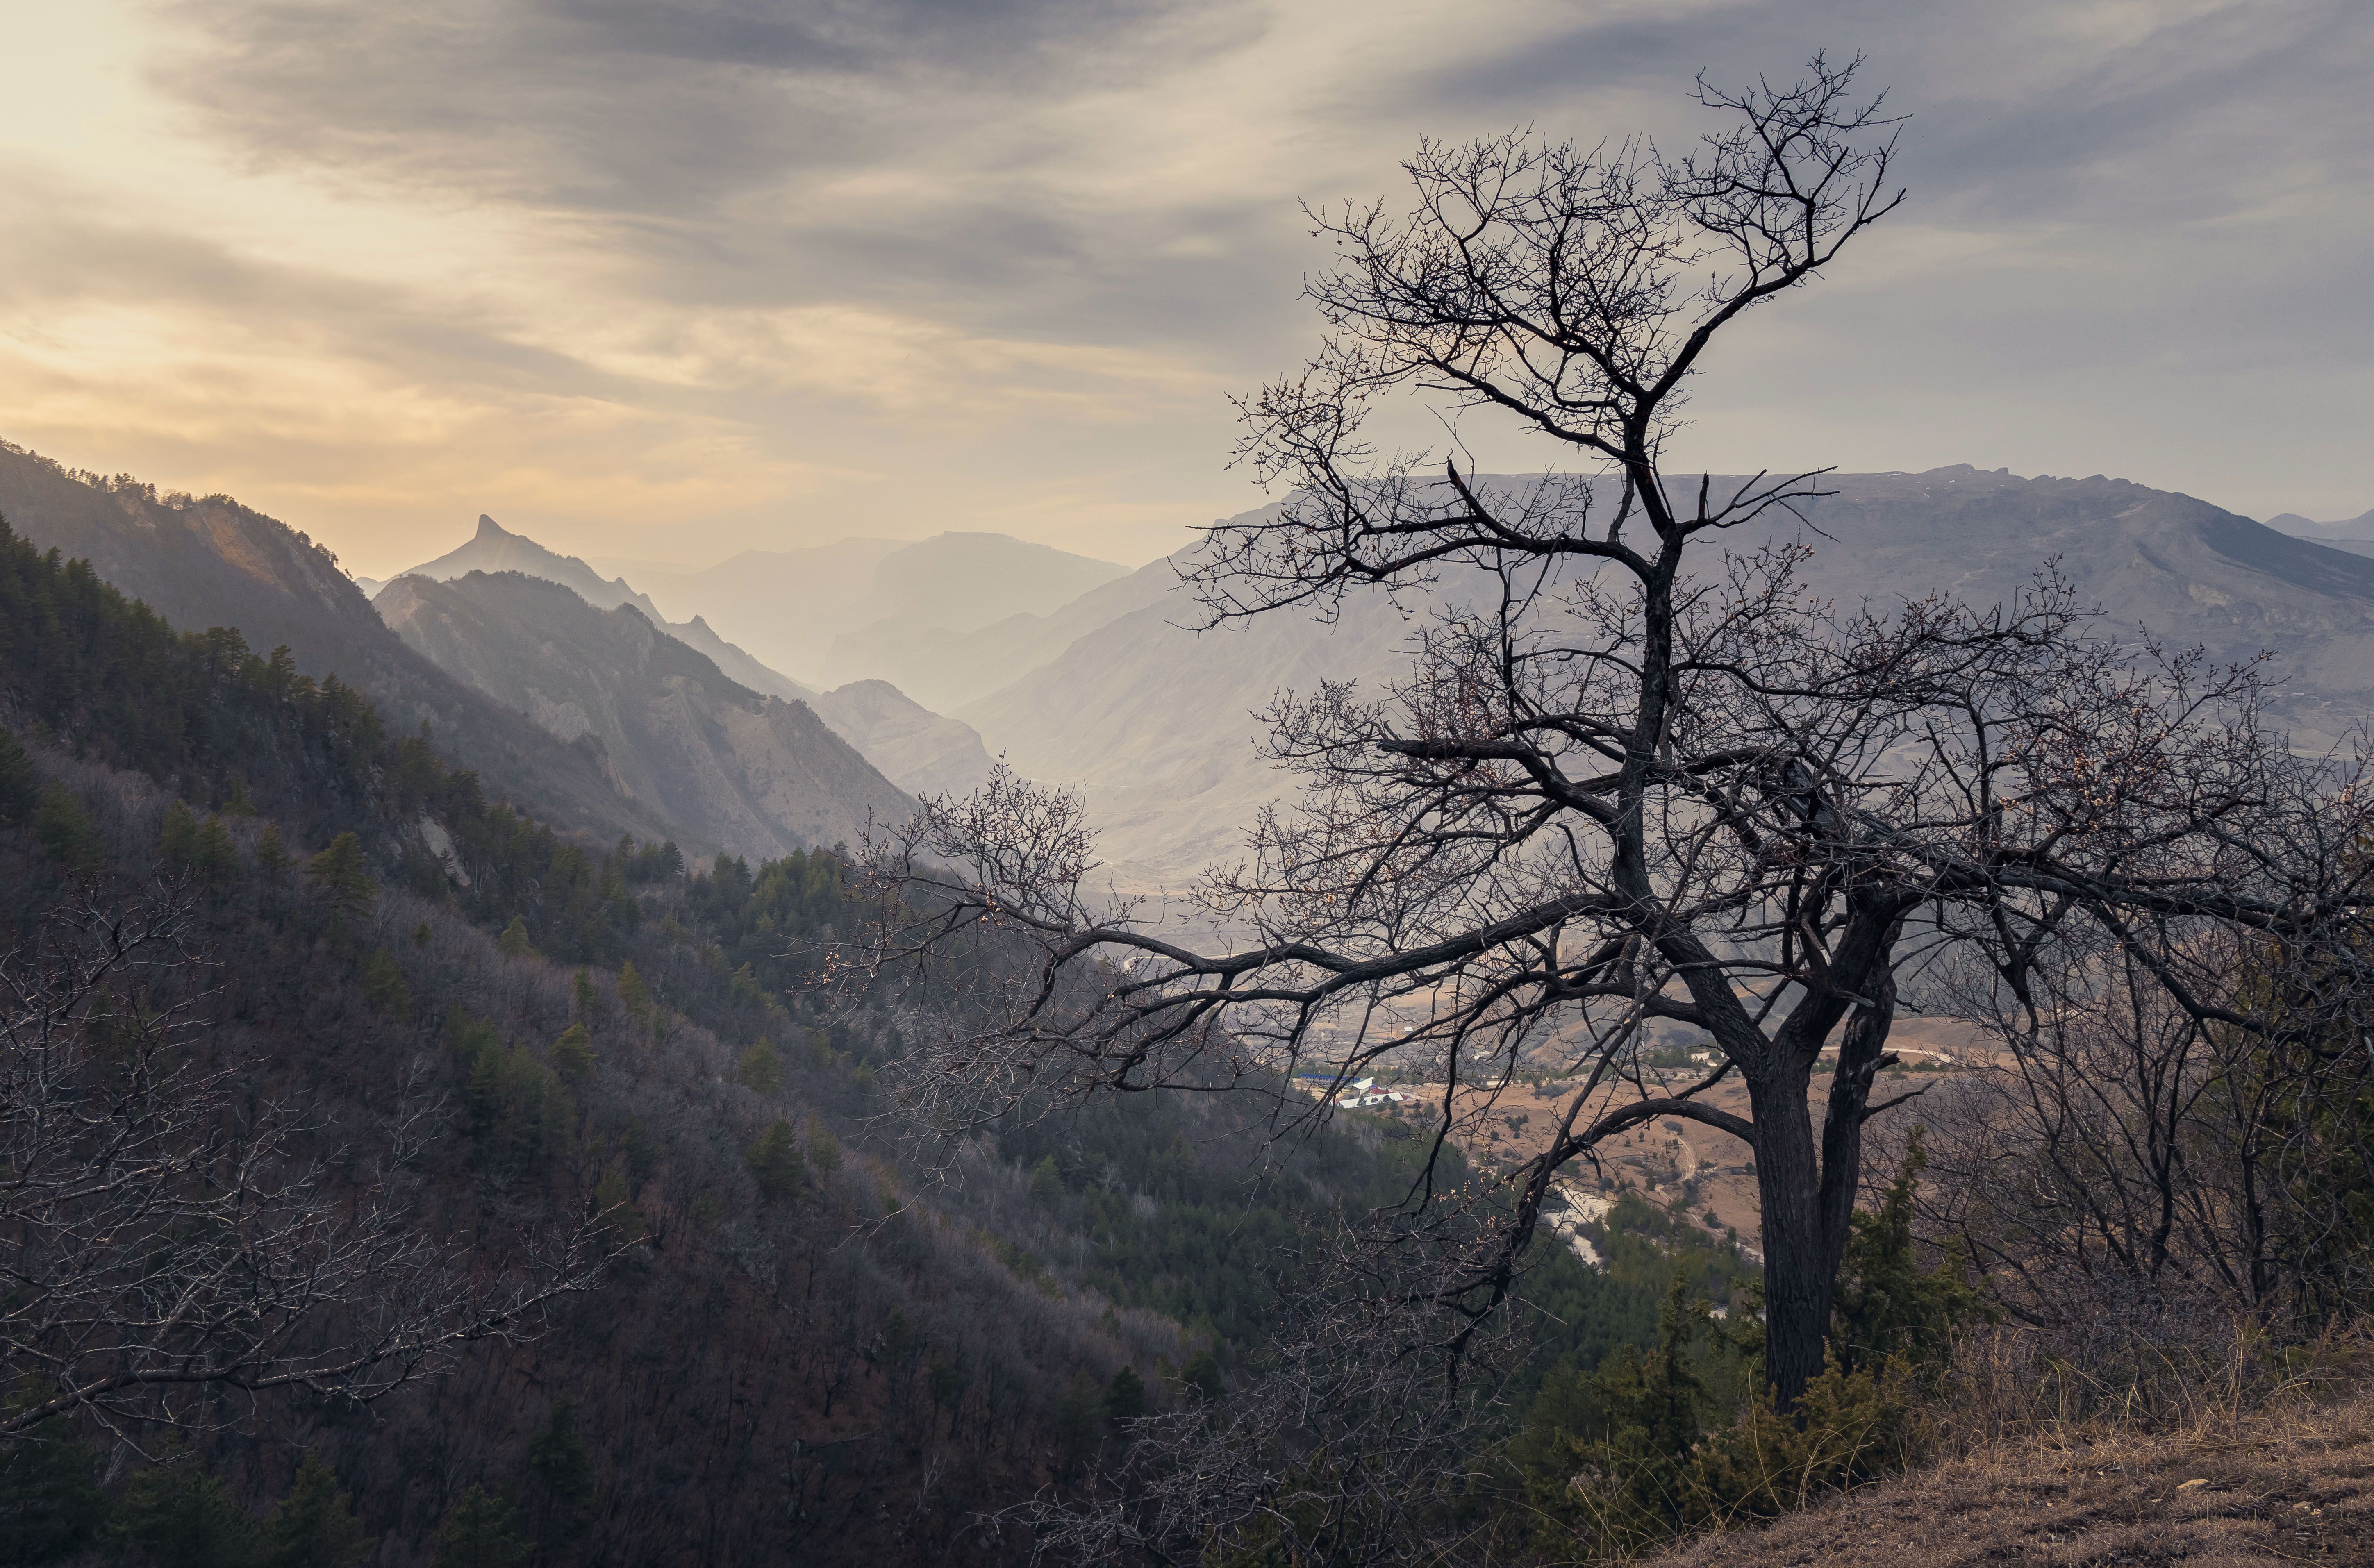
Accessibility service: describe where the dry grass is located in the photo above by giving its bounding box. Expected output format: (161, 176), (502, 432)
(1642, 1384), (2374, 1567)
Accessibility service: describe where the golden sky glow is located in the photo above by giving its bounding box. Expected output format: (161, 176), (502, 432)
(2, 0), (2368, 579)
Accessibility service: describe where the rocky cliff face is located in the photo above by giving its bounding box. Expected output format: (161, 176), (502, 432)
(376, 571), (915, 859)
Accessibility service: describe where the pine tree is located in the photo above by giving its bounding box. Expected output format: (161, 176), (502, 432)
(805, 1113), (841, 1173)
(32, 786), (104, 878)
(497, 916), (533, 959)
(159, 800), (199, 866)
(1105, 1365), (1148, 1424)
(305, 832), (376, 914)
(362, 946), (414, 1016)
(549, 1023), (595, 1080)
(735, 1039), (783, 1095)
(1030, 1155), (1064, 1201)
(571, 968), (600, 1015)
(1053, 1371), (1104, 1470)
(616, 961), (652, 1023)
(523, 1398), (595, 1549)
(258, 1453), (373, 1568)
(114, 1461), (253, 1568)
(0, 1420), (109, 1565)
(192, 816), (237, 882)
(428, 1486), (527, 1568)
(255, 823), (289, 883)
(745, 1119), (805, 1204)
(591, 1166), (645, 1242)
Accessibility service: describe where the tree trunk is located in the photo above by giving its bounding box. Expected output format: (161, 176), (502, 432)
(1750, 1066), (1833, 1410)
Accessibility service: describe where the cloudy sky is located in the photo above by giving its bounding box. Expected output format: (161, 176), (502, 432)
(2, 0), (2367, 577)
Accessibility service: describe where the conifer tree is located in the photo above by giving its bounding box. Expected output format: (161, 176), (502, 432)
(114, 1461), (253, 1568)
(805, 1113), (841, 1173)
(616, 961), (652, 1023)
(255, 823), (289, 883)
(428, 1485), (527, 1568)
(31, 786), (104, 878)
(258, 1454), (374, 1568)
(735, 1039), (783, 1095)
(362, 947), (414, 1015)
(1105, 1365), (1148, 1423)
(159, 800), (199, 866)
(304, 832), (376, 914)
(523, 1398), (595, 1550)
(192, 815), (237, 882)
(591, 1166), (644, 1242)
(549, 1023), (595, 1080)
(1053, 1372), (1104, 1470)
(497, 916), (534, 959)
(745, 1119), (805, 1204)
(0, 1419), (108, 1564)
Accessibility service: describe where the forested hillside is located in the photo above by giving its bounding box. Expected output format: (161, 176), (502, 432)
(0, 442), (674, 848)
(0, 516), (1686, 1565)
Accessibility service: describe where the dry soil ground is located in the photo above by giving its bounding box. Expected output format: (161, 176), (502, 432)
(1645, 1388), (2374, 1567)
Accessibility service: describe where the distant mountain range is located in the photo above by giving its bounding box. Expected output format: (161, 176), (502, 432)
(2265, 506), (2374, 558)
(950, 468), (2374, 888)
(15, 436), (2369, 895)
(624, 532), (1132, 695)
(376, 572), (913, 858)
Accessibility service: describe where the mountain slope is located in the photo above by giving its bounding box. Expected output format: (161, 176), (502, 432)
(383, 512), (828, 709)
(380, 516), (992, 799)
(376, 571), (914, 857)
(962, 467), (2374, 886)
(805, 680), (994, 798)
(0, 440), (677, 844)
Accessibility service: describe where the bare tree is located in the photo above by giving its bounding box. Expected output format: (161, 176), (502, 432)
(853, 56), (2374, 1411)
(1915, 918), (2374, 1330)
(0, 887), (617, 1448)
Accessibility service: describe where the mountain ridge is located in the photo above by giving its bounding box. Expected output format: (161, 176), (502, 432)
(955, 465), (2374, 887)
(375, 570), (916, 859)
(376, 516), (994, 797)
(0, 439), (682, 846)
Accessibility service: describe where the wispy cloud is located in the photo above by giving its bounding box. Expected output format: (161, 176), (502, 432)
(0, 0), (2366, 576)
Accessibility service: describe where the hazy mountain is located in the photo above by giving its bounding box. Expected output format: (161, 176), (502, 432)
(382, 516), (993, 797)
(0, 440), (679, 843)
(822, 556), (1180, 711)
(961, 466), (2374, 887)
(805, 680), (994, 798)
(2265, 507), (2374, 559)
(2265, 506), (2374, 540)
(632, 536), (908, 677)
(396, 512), (670, 618)
(383, 514), (822, 709)
(632, 531), (1131, 692)
(376, 571), (914, 859)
